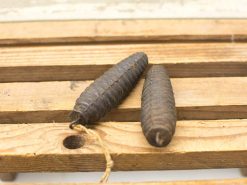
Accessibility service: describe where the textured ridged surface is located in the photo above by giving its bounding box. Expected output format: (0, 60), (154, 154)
(70, 52), (148, 126)
(141, 65), (177, 147)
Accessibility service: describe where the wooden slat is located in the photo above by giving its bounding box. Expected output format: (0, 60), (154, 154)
(1, 119), (247, 172)
(1, 77), (247, 124)
(1, 43), (247, 82)
(1, 20), (247, 45)
(2, 179), (247, 185)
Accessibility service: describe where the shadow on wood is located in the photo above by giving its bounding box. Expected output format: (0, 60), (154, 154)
(0, 173), (17, 181)
(240, 168), (247, 176)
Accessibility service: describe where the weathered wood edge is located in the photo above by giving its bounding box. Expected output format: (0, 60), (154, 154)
(1, 19), (247, 45)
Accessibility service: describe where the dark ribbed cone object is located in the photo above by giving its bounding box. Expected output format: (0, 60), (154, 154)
(141, 65), (177, 147)
(70, 52), (148, 128)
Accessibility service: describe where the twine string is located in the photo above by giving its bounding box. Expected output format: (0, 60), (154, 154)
(72, 124), (113, 183)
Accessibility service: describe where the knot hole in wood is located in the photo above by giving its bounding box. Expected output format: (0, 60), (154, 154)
(63, 135), (85, 149)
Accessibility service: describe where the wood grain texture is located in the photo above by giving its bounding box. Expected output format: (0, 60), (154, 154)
(1, 120), (247, 172)
(0, 77), (247, 124)
(2, 178), (247, 184)
(1, 43), (247, 82)
(1, 19), (247, 45)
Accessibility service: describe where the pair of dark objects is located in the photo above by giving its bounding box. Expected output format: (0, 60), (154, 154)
(70, 52), (177, 147)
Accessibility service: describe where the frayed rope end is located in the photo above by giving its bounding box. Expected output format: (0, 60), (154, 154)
(71, 124), (113, 183)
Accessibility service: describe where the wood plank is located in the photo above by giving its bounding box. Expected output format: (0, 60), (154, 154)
(0, 77), (247, 124)
(2, 178), (247, 185)
(1, 43), (247, 82)
(1, 20), (247, 45)
(1, 120), (247, 172)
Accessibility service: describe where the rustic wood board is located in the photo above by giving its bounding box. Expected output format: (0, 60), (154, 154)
(1, 178), (247, 185)
(1, 120), (247, 172)
(1, 43), (247, 82)
(1, 18), (247, 182)
(1, 20), (247, 45)
(0, 77), (247, 123)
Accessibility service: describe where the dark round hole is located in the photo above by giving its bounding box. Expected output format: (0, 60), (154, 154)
(63, 135), (85, 149)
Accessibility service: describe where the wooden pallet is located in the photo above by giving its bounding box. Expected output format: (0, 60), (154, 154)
(0, 19), (247, 184)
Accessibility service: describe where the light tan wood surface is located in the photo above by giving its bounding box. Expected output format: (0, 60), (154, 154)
(0, 18), (247, 182)
(1, 43), (247, 82)
(0, 120), (247, 172)
(1, 20), (247, 45)
(1, 178), (247, 185)
(0, 77), (246, 123)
